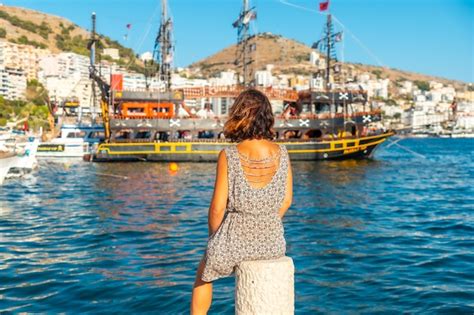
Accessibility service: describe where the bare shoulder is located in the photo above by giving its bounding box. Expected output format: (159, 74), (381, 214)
(218, 148), (228, 162)
(267, 141), (281, 153)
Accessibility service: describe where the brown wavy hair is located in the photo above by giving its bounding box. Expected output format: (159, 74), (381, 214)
(223, 89), (276, 142)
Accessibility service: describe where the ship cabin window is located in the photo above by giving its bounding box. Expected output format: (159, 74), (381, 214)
(178, 130), (192, 139)
(301, 103), (312, 113)
(303, 129), (322, 139)
(315, 103), (330, 113)
(351, 125), (357, 136)
(88, 131), (105, 140)
(135, 131), (152, 139)
(206, 103), (214, 111)
(115, 130), (132, 140)
(66, 131), (86, 138)
(152, 107), (170, 113)
(283, 130), (300, 140)
(127, 108), (145, 115)
(198, 130), (215, 139)
(220, 98), (228, 115)
(155, 131), (170, 142)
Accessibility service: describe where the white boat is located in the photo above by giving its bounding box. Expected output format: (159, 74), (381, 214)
(0, 132), (40, 181)
(0, 152), (20, 184)
(37, 125), (104, 159)
(6, 137), (39, 177)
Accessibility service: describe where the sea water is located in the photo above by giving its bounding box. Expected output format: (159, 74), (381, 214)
(0, 138), (473, 313)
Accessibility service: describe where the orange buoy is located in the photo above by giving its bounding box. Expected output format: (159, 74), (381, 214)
(169, 162), (179, 172)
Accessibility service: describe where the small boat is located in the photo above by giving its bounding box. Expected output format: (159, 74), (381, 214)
(6, 137), (39, 178)
(0, 128), (39, 181)
(37, 124), (104, 159)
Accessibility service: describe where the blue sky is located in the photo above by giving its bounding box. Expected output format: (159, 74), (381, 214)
(3, 0), (473, 82)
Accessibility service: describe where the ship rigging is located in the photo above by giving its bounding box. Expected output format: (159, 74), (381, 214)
(85, 0), (394, 162)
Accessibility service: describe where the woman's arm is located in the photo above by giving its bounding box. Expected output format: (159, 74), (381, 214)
(208, 150), (229, 236)
(278, 159), (293, 218)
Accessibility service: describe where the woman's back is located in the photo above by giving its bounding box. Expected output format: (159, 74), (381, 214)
(236, 140), (282, 189)
(225, 140), (289, 216)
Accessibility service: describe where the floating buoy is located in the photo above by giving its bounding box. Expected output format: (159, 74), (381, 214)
(169, 162), (179, 172)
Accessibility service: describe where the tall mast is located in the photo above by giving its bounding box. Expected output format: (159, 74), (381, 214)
(312, 12), (340, 92)
(325, 14), (331, 92)
(154, 0), (173, 91)
(233, 0), (256, 87)
(90, 12), (96, 67)
(87, 13), (111, 141)
(89, 12), (97, 118)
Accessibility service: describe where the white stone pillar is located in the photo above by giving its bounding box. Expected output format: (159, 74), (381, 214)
(235, 256), (295, 315)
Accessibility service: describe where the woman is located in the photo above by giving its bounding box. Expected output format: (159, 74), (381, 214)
(190, 89), (293, 314)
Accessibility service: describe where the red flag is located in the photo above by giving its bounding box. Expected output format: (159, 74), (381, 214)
(319, 1), (329, 11)
(126, 23), (132, 29)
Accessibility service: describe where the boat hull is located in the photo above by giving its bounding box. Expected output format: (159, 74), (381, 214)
(0, 154), (20, 185)
(91, 132), (394, 162)
(37, 141), (88, 158)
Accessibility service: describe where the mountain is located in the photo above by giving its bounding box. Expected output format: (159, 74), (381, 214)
(189, 33), (467, 91)
(190, 33), (313, 77)
(0, 5), (143, 72)
(0, 6), (467, 91)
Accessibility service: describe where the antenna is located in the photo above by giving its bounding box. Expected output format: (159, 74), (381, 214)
(233, 0), (257, 87)
(153, 0), (174, 91)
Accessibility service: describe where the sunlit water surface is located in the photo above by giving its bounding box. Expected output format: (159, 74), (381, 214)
(1, 138), (473, 313)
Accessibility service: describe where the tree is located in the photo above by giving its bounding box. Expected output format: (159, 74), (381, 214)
(27, 80), (49, 105)
(372, 69), (383, 79)
(414, 80), (430, 91)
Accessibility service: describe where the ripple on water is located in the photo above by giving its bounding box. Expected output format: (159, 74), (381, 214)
(0, 138), (473, 313)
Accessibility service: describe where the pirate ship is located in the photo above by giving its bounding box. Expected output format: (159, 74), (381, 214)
(88, 0), (393, 162)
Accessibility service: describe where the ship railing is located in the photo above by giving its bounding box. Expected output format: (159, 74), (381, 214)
(111, 115), (224, 120)
(111, 110), (381, 121)
(276, 110), (381, 120)
(106, 131), (392, 144)
(179, 85), (298, 101)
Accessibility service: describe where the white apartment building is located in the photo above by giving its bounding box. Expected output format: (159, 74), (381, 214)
(454, 102), (474, 130)
(173, 73), (208, 88)
(39, 52), (90, 80)
(0, 67), (7, 97)
(408, 100), (450, 130)
(0, 40), (49, 80)
(38, 52), (94, 109)
(365, 78), (389, 99)
(383, 103), (403, 118)
(309, 51), (320, 67)
(255, 70), (273, 87)
(398, 80), (413, 95)
(103, 48), (120, 60)
(208, 70), (236, 86)
(0, 66), (27, 100)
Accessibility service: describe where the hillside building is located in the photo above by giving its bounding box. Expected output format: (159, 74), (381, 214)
(0, 40), (49, 80)
(103, 48), (120, 60)
(0, 66), (27, 100)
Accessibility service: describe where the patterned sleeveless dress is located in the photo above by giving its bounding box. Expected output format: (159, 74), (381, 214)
(201, 143), (289, 282)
